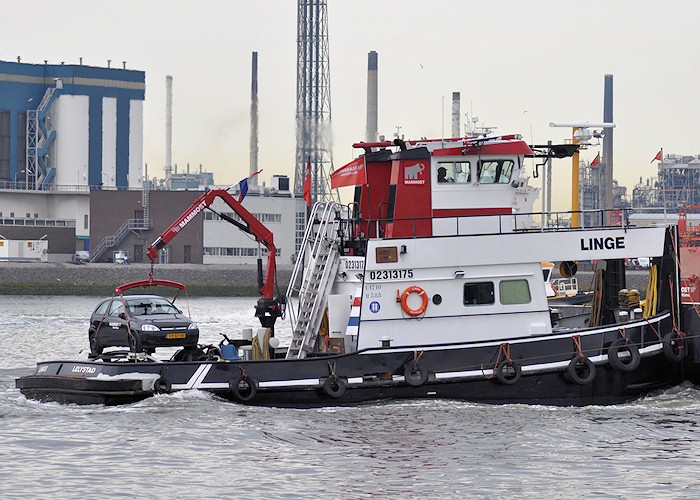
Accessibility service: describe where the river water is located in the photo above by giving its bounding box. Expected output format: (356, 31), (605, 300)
(2, 295), (700, 498)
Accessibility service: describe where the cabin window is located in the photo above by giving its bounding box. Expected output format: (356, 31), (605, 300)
(477, 160), (514, 184)
(499, 279), (531, 304)
(436, 161), (470, 184)
(463, 282), (495, 305)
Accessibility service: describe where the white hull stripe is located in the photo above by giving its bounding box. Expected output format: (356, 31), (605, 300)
(362, 313), (670, 356)
(167, 343), (664, 391)
(171, 364), (212, 390)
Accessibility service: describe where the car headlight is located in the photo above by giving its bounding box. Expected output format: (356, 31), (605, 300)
(141, 324), (160, 332)
(187, 322), (198, 330)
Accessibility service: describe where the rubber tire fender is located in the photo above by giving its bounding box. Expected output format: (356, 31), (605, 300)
(322, 376), (346, 399)
(494, 360), (522, 385)
(404, 362), (429, 387)
(153, 377), (172, 394)
(662, 331), (686, 363)
(607, 339), (641, 373)
(567, 357), (596, 385)
(229, 375), (258, 402)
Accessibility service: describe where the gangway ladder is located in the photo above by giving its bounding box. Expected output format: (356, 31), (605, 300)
(286, 202), (342, 359)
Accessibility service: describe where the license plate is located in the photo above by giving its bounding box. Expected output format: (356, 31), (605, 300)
(166, 333), (186, 339)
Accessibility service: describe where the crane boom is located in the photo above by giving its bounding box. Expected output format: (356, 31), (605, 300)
(146, 189), (284, 333)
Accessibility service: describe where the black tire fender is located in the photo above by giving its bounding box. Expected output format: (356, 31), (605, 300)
(567, 356), (596, 385)
(404, 361), (429, 387)
(663, 331), (686, 363)
(229, 375), (257, 402)
(494, 360), (522, 385)
(322, 376), (346, 399)
(608, 339), (641, 373)
(153, 377), (172, 394)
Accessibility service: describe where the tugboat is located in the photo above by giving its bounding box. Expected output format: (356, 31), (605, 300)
(17, 134), (686, 406)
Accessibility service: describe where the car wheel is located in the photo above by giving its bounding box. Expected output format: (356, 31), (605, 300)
(128, 334), (142, 353)
(89, 335), (103, 355)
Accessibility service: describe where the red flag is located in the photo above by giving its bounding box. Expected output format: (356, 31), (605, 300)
(303, 160), (311, 207)
(591, 153), (600, 167)
(651, 150), (662, 163)
(330, 157), (367, 189)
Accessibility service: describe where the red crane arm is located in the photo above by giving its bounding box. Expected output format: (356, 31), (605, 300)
(146, 189), (277, 300)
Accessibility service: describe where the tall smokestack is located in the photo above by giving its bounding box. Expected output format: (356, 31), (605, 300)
(366, 51), (378, 143)
(250, 51), (259, 188)
(451, 92), (461, 137)
(165, 75), (173, 189)
(603, 74), (614, 221)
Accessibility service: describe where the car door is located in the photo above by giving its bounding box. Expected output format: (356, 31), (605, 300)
(99, 297), (129, 347)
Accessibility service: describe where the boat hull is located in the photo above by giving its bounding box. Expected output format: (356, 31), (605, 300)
(15, 375), (153, 406)
(16, 312), (684, 407)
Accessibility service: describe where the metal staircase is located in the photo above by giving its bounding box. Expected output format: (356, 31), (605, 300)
(26, 81), (61, 190)
(286, 202), (342, 359)
(89, 218), (152, 262)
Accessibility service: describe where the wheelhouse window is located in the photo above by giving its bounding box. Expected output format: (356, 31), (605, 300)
(477, 160), (514, 184)
(463, 282), (495, 305)
(436, 161), (470, 184)
(499, 279), (531, 304)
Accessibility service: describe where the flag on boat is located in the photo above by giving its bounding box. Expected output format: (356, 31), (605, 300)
(237, 169), (263, 202)
(330, 157), (367, 189)
(591, 153), (600, 167)
(651, 149), (662, 163)
(303, 160), (311, 207)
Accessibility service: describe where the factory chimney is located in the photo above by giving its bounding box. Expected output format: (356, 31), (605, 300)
(165, 75), (173, 189)
(366, 51), (378, 143)
(250, 51), (259, 188)
(451, 92), (461, 138)
(602, 74), (614, 223)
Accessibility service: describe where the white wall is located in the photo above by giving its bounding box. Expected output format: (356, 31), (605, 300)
(129, 99), (143, 189)
(54, 95), (89, 187)
(102, 97), (117, 188)
(0, 191), (89, 237)
(203, 193), (305, 267)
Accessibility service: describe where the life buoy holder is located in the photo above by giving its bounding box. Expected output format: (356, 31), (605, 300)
(607, 338), (641, 373)
(401, 286), (429, 317)
(229, 375), (258, 402)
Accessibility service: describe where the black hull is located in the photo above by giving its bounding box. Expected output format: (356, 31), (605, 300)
(15, 375), (153, 406)
(16, 312), (686, 407)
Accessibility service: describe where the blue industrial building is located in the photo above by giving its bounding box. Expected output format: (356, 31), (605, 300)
(0, 60), (145, 190)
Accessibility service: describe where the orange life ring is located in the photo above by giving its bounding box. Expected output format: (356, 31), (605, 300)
(401, 286), (429, 316)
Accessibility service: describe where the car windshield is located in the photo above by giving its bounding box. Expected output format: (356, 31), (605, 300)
(126, 297), (180, 316)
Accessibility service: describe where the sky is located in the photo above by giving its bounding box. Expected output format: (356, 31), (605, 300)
(4, 1), (700, 210)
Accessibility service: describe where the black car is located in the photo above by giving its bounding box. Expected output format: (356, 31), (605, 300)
(88, 294), (199, 355)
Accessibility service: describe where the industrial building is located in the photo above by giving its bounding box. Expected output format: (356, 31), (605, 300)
(0, 59), (145, 258)
(632, 153), (700, 211)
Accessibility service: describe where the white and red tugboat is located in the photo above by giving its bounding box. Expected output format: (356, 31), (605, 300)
(17, 134), (685, 406)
